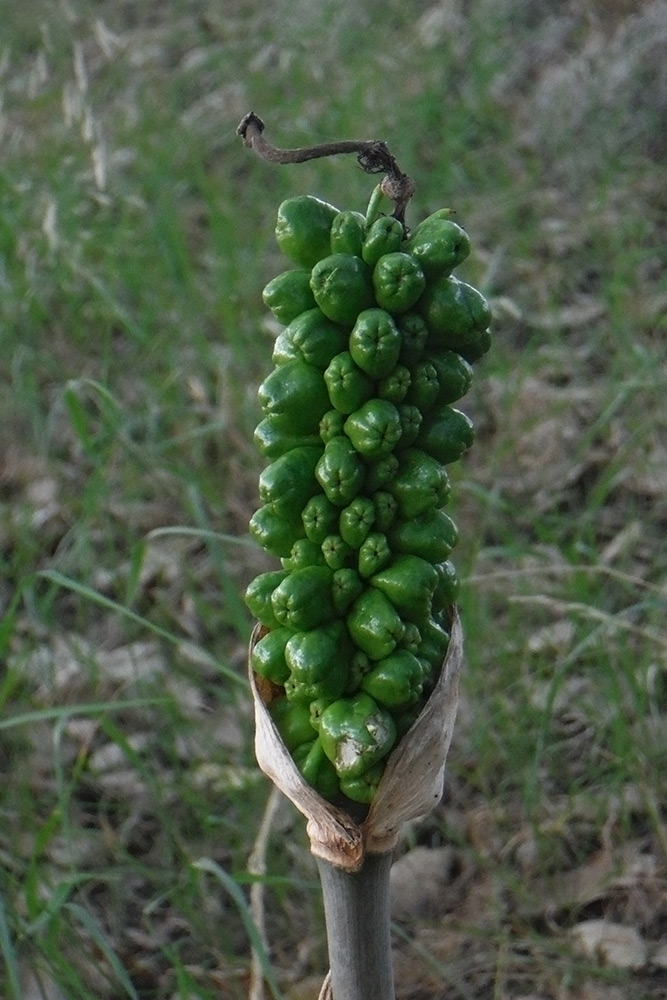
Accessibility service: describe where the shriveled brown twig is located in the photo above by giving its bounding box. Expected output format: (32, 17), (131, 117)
(236, 111), (416, 223)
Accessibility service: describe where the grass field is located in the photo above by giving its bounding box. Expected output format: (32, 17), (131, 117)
(2, 1), (667, 998)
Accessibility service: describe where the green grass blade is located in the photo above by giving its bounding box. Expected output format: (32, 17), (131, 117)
(0, 698), (166, 732)
(185, 484), (252, 636)
(392, 922), (479, 1000)
(0, 587), (24, 661)
(37, 569), (246, 688)
(64, 902), (140, 1000)
(148, 525), (256, 547)
(193, 858), (286, 1000)
(62, 384), (96, 455)
(0, 893), (22, 1000)
(24, 876), (96, 937)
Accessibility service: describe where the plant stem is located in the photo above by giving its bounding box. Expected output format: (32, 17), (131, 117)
(316, 851), (395, 1000)
(236, 112), (416, 223)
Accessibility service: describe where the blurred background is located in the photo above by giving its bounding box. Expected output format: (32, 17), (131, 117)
(1, 1), (666, 997)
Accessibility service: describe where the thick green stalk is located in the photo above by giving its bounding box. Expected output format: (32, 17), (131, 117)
(316, 851), (395, 1000)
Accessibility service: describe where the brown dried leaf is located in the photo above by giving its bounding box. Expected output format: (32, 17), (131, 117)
(465, 803), (505, 858)
(599, 520), (643, 564)
(512, 835), (616, 923)
(623, 442), (667, 499)
(571, 919), (647, 969)
(651, 940), (667, 969)
(22, 636), (167, 699)
(94, 640), (168, 684)
(526, 618), (575, 654)
(389, 846), (456, 921)
(482, 375), (598, 512)
(285, 974), (329, 1000)
(19, 970), (68, 1000)
(529, 300), (606, 331)
(569, 982), (627, 1000)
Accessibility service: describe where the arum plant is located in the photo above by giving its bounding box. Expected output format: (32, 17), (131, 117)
(238, 113), (491, 1000)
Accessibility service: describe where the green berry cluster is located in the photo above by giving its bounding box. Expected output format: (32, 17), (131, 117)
(246, 193), (491, 807)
